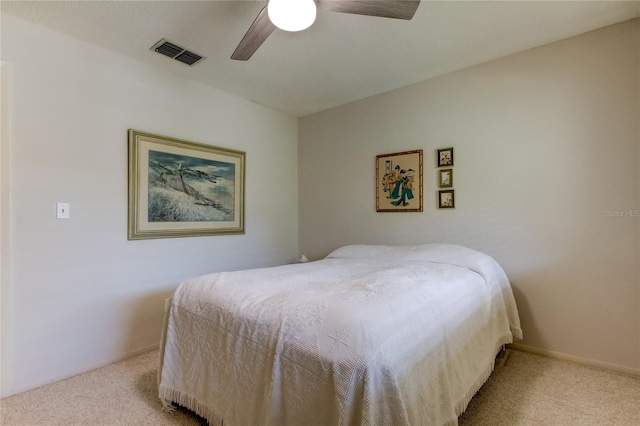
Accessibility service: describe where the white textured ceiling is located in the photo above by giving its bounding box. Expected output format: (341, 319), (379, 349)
(2, 1), (639, 117)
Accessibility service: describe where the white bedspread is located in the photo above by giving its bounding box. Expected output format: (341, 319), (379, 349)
(158, 244), (522, 426)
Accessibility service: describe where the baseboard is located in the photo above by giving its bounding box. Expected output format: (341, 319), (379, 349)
(509, 343), (640, 377)
(7, 343), (160, 397)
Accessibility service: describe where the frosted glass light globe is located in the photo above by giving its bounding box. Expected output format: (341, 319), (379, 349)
(268, 0), (317, 32)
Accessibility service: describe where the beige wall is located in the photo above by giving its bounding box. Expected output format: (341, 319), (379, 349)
(1, 14), (299, 396)
(299, 20), (640, 372)
(1, 61), (13, 396)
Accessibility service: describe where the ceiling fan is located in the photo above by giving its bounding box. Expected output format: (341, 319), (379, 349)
(231, 0), (420, 61)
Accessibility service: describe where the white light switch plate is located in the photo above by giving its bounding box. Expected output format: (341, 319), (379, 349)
(56, 202), (70, 219)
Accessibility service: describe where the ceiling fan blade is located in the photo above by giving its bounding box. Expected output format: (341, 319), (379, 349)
(316, 0), (420, 20)
(231, 5), (276, 61)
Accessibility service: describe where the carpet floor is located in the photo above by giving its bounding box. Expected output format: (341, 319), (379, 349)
(1, 348), (638, 425)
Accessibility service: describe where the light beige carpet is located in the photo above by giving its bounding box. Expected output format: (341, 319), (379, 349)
(1, 348), (639, 425)
(460, 349), (640, 426)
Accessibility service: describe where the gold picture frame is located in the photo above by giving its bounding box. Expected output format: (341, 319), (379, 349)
(439, 168), (453, 188)
(376, 149), (423, 212)
(128, 129), (245, 240)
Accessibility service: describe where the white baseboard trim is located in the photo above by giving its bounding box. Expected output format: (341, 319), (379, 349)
(509, 343), (640, 377)
(7, 343), (160, 397)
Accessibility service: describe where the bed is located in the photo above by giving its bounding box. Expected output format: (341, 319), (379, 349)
(158, 244), (522, 426)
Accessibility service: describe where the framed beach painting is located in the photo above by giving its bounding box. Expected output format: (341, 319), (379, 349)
(128, 129), (245, 240)
(376, 149), (423, 212)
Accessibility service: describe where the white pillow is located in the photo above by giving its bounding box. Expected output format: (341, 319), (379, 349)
(326, 244), (499, 280)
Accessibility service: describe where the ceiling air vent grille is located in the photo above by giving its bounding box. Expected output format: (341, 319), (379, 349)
(150, 39), (205, 66)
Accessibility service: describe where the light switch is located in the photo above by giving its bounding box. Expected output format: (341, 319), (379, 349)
(56, 202), (70, 219)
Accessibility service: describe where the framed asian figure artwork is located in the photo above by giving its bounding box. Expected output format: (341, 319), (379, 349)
(128, 129), (245, 240)
(376, 149), (423, 212)
(439, 169), (453, 188)
(437, 147), (454, 167)
(438, 190), (455, 209)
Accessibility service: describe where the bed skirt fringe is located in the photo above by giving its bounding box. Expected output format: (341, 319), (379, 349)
(511, 325), (523, 341)
(452, 332), (515, 422)
(159, 384), (224, 426)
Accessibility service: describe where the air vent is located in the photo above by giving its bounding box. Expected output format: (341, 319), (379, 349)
(150, 39), (205, 67)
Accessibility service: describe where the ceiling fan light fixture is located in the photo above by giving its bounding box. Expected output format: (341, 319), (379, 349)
(267, 0), (317, 32)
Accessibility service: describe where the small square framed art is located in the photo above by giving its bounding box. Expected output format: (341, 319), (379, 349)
(438, 190), (455, 209)
(437, 147), (454, 167)
(439, 168), (453, 188)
